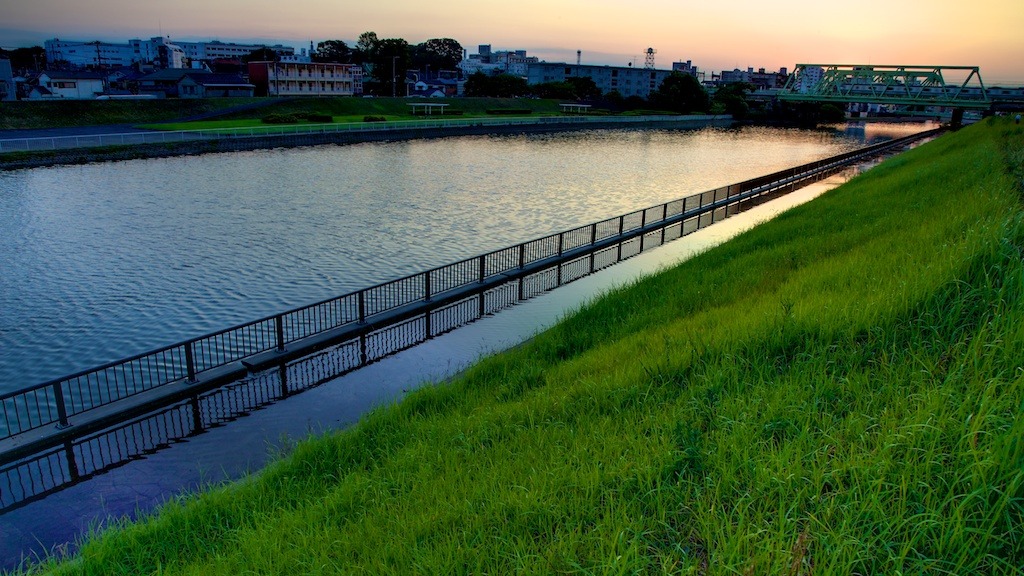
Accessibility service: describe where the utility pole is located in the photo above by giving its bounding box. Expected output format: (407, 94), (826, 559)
(392, 55), (398, 97)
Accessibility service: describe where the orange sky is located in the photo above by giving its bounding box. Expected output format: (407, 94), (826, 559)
(4, 0), (1022, 83)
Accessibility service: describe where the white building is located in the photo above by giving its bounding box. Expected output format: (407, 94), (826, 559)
(460, 44), (538, 77)
(177, 40), (296, 62)
(34, 70), (106, 99)
(795, 66), (824, 93)
(45, 38), (136, 68)
(45, 37), (302, 70)
(46, 37), (186, 69)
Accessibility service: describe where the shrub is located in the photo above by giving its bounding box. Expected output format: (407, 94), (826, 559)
(363, 115), (387, 122)
(305, 113), (333, 123)
(261, 113), (300, 124)
(485, 109), (533, 115)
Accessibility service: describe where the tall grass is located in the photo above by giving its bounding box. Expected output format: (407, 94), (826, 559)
(20, 119), (1024, 575)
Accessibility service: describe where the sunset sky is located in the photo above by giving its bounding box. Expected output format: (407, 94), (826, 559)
(3, 0), (1022, 84)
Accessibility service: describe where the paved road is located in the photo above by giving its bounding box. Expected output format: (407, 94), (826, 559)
(0, 124), (150, 141)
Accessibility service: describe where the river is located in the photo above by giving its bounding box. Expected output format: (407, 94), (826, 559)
(0, 122), (929, 394)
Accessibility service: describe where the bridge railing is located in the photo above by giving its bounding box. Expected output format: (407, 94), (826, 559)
(0, 130), (938, 441)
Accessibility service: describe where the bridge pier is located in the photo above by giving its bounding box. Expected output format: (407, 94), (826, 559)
(950, 108), (964, 129)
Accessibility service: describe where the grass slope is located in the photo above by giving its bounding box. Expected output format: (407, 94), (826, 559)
(26, 119), (1024, 575)
(0, 97), (567, 131)
(143, 98), (567, 131)
(0, 99), (262, 130)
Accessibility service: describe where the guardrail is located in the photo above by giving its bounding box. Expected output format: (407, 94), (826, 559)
(0, 114), (725, 153)
(0, 129), (939, 444)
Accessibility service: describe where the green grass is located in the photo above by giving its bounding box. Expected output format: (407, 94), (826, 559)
(19, 119), (1024, 575)
(0, 97), (565, 131)
(0, 98), (263, 130)
(139, 97), (566, 131)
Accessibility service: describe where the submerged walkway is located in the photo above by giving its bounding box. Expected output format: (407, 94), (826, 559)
(0, 113), (733, 166)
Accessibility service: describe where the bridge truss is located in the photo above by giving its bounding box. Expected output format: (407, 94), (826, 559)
(778, 64), (990, 109)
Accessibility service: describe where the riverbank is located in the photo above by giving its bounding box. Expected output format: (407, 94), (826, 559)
(18, 119), (1023, 574)
(0, 114), (732, 170)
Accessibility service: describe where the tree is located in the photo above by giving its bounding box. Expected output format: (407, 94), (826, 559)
(369, 38), (411, 97)
(313, 40), (351, 63)
(712, 82), (754, 118)
(0, 46), (46, 74)
(353, 31), (379, 65)
(242, 47), (280, 63)
(565, 77), (601, 101)
(530, 81), (576, 100)
(529, 77), (600, 101)
(411, 38), (464, 74)
(649, 72), (709, 114)
(464, 72), (528, 98)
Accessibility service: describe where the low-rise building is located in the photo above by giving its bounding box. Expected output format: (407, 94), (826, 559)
(718, 67), (789, 89)
(527, 62), (672, 99)
(178, 73), (254, 98)
(138, 69), (195, 97)
(672, 60), (701, 80)
(247, 61), (363, 97)
(35, 70), (106, 99)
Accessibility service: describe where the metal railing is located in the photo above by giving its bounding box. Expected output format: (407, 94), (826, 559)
(0, 129), (938, 443)
(0, 114), (726, 153)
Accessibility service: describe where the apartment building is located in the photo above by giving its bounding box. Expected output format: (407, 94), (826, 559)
(247, 61), (363, 96)
(526, 62), (672, 98)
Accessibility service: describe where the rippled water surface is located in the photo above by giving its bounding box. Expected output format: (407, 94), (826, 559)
(0, 123), (927, 391)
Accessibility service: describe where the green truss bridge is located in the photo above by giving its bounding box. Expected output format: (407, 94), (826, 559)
(778, 64), (991, 109)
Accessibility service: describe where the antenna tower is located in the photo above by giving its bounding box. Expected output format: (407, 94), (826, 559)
(644, 47), (656, 69)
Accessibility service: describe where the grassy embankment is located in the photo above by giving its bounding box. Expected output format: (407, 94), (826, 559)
(24, 119), (1024, 574)
(0, 98), (261, 130)
(139, 98), (569, 131)
(0, 97), (569, 131)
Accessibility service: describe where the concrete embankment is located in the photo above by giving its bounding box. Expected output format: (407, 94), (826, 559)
(0, 116), (733, 171)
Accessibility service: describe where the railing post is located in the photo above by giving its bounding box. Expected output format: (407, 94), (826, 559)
(185, 342), (197, 383)
(275, 315), (285, 352)
(65, 440), (80, 480)
(616, 215), (624, 262)
(590, 223), (597, 246)
(278, 363), (289, 398)
(478, 255), (486, 283)
(358, 291), (366, 324)
(53, 382), (70, 429)
(424, 272), (432, 302)
(190, 395), (203, 434)
(519, 243), (526, 269)
(557, 233), (564, 257)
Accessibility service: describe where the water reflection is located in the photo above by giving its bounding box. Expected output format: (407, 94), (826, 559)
(0, 124), (928, 391)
